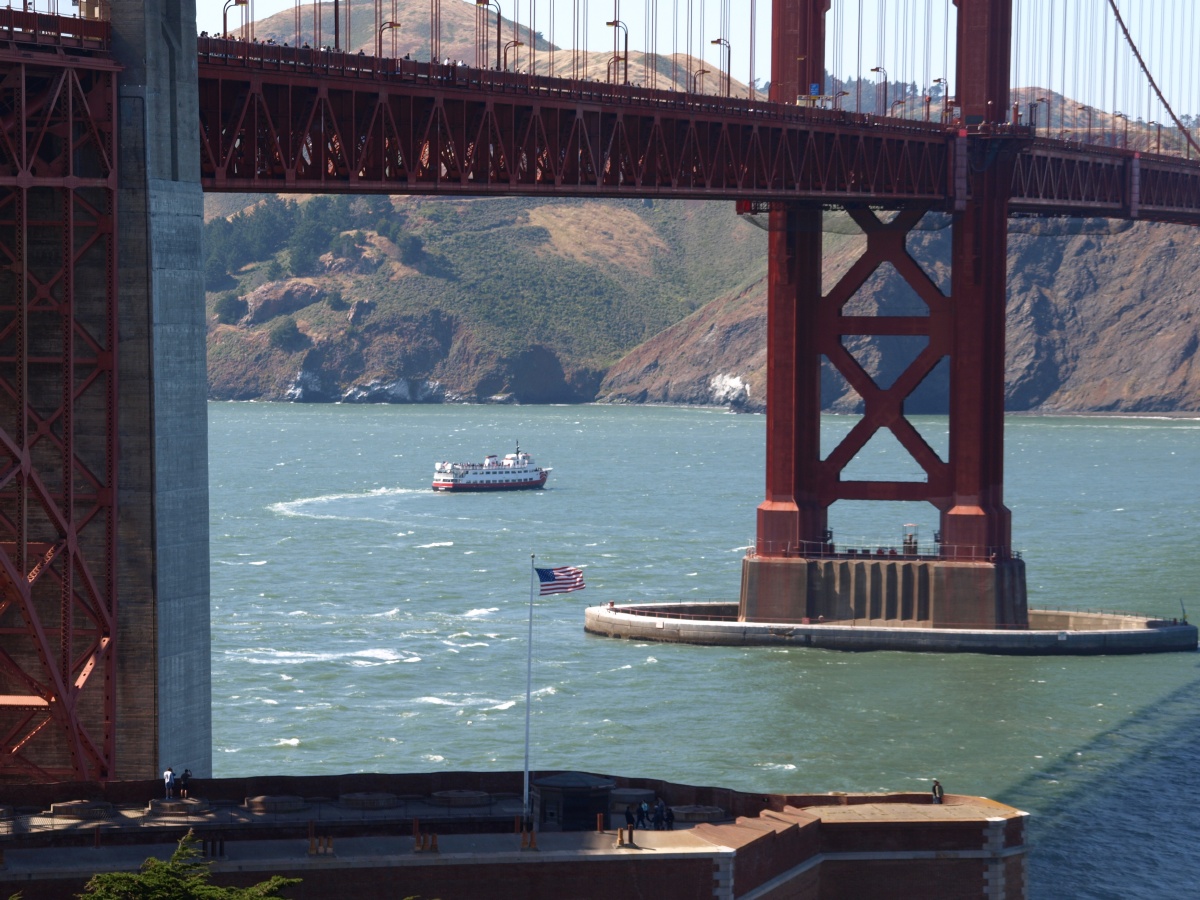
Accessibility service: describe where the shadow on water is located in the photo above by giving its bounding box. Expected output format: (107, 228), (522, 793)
(1003, 659), (1200, 900)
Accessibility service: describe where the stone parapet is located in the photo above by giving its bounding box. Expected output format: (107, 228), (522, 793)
(584, 603), (1198, 654)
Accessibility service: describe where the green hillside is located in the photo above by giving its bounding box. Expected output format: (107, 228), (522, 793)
(203, 194), (767, 402)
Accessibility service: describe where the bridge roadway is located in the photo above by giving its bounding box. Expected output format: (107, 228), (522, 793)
(199, 37), (1200, 226)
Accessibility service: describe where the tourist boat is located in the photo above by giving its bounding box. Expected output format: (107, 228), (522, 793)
(432, 444), (551, 491)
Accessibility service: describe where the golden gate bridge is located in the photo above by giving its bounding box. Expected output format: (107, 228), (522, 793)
(0, 0), (1195, 782)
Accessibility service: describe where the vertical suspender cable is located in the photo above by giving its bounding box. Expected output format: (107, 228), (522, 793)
(855, 0), (862, 112)
(750, 0), (755, 99)
(673, 0), (679, 89)
(1015, 0), (1022, 119)
(686, 0), (692, 91)
(1046, 0), (1054, 132)
(878, 0), (886, 115)
(924, 0), (931, 111)
(944, 0), (950, 118)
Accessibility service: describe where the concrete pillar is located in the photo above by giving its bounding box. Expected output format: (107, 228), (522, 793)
(111, 0), (211, 778)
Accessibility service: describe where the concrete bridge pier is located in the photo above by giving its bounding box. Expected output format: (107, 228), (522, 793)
(111, 0), (211, 778)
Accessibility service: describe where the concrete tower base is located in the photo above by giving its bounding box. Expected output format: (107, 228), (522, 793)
(739, 555), (1028, 629)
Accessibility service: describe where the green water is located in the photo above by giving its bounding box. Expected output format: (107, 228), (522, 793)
(209, 404), (1200, 898)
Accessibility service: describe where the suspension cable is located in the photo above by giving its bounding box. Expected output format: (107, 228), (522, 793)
(1106, 0), (1200, 155)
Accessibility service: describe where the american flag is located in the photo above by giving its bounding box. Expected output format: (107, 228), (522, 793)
(535, 566), (586, 595)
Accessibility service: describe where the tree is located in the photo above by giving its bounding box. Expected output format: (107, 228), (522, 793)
(79, 830), (299, 899)
(268, 317), (308, 352)
(213, 292), (248, 325)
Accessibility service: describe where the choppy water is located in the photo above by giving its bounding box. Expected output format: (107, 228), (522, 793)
(209, 403), (1200, 898)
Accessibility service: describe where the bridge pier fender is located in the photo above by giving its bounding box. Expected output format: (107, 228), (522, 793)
(739, 555), (1027, 629)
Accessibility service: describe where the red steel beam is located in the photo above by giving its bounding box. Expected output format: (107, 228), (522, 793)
(196, 37), (1200, 225)
(197, 38), (950, 202)
(0, 29), (119, 782)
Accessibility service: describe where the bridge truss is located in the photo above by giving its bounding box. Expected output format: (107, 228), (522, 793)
(0, 12), (118, 782)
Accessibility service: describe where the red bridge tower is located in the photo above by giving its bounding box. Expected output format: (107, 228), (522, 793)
(741, 0), (1028, 629)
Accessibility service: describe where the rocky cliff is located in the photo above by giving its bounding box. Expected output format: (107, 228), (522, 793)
(599, 216), (1200, 413)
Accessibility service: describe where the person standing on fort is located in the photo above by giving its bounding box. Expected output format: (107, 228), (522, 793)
(931, 779), (944, 804)
(179, 768), (191, 799)
(624, 804), (635, 831)
(163, 766), (175, 799)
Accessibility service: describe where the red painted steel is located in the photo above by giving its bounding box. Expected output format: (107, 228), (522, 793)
(196, 40), (1200, 216)
(196, 38), (951, 202)
(756, 1), (830, 557)
(0, 18), (118, 782)
(755, 0), (1023, 562)
(1010, 142), (1200, 226)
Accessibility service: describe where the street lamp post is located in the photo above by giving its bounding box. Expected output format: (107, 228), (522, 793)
(834, 90), (849, 110)
(710, 37), (731, 98)
(870, 66), (887, 116)
(891, 98), (906, 118)
(1077, 105), (1093, 143)
(475, 0), (502, 70)
(1114, 112), (1129, 148)
(503, 39), (524, 72)
(606, 20), (628, 85)
(693, 68), (710, 94)
(1148, 121), (1162, 154)
(377, 21), (400, 58)
(1034, 96), (1048, 136)
(925, 78), (943, 122)
(222, 0), (247, 39)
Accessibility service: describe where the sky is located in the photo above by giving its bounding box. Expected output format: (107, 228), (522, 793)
(187, 0), (1197, 124)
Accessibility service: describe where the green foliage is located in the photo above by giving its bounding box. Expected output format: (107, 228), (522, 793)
(204, 253), (232, 291)
(204, 196), (300, 285)
(213, 292), (248, 325)
(264, 259), (284, 281)
(394, 233), (423, 265)
(268, 317), (308, 352)
(326, 290), (348, 311)
(203, 192), (769, 392)
(79, 830), (299, 899)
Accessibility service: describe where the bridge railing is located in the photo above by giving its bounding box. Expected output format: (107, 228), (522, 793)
(196, 37), (951, 137)
(0, 7), (108, 50)
(749, 538), (1021, 563)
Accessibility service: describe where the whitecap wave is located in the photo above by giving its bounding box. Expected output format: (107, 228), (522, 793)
(463, 608), (498, 618)
(352, 648), (402, 662)
(416, 541), (454, 549)
(274, 738), (301, 747)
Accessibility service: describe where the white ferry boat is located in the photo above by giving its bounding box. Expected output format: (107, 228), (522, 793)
(432, 445), (551, 492)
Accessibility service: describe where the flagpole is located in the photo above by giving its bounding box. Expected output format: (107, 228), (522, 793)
(524, 553), (536, 823)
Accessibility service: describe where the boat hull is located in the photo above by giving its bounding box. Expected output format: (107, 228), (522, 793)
(431, 474), (548, 492)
